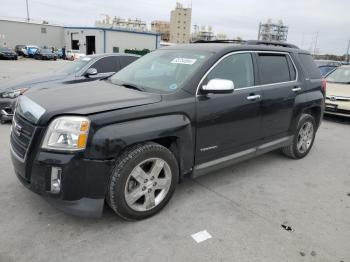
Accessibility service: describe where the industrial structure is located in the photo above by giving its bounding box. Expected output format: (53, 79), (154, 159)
(170, 2), (192, 44)
(0, 19), (160, 54)
(258, 19), (288, 42)
(191, 25), (215, 42)
(151, 21), (170, 42)
(190, 25), (227, 42)
(95, 15), (148, 32)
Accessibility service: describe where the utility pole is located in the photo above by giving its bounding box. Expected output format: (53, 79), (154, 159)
(26, 0), (30, 22)
(346, 39), (350, 62)
(313, 31), (319, 55)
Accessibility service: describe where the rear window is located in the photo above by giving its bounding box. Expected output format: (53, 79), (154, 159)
(258, 54), (292, 84)
(298, 54), (321, 79)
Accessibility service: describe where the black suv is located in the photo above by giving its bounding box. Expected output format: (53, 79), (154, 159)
(10, 41), (325, 220)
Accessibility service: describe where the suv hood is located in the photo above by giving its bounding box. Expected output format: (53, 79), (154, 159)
(22, 80), (162, 123)
(327, 82), (350, 97)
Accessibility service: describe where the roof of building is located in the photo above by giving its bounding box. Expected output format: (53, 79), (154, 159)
(64, 26), (160, 37)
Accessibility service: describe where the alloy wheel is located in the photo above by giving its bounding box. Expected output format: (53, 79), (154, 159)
(297, 121), (314, 154)
(124, 158), (172, 212)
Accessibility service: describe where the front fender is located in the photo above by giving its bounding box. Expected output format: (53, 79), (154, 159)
(86, 114), (194, 174)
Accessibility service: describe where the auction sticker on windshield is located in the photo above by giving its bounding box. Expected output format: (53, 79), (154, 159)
(171, 58), (197, 65)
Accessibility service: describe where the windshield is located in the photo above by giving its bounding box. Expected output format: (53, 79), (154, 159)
(110, 49), (212, 93)
(326, 66), (350, 84)
(55, 57), (92, 75)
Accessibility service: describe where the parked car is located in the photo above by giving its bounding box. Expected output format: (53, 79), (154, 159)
(324, 65), (350, 117)
(10, 41), (325, 220)
(55, 49), (63, 59)
(0, 47), (18, 60)
(66, 50), (85, 60)
(314, 60), (342, 77)
(0, 53), (140, 123)
(33, 48), (57, 60)
(22, 45), (39, 57)
(14, 45), (26, 56)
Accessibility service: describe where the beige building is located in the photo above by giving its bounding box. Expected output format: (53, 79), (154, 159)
(151, 20), (170, 42)
(170, 2), (192, 44)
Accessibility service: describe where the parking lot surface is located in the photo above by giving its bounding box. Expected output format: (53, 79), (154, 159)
(0, 60), (350, 262)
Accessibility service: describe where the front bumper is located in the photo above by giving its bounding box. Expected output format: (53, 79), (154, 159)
(11, 149), (115, 217)
(325, 101), (350, 117)
(0, 98), (16, 122)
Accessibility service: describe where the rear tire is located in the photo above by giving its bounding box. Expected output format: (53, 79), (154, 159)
(282, 113), (316, 159)
(107, 142), (179, 220)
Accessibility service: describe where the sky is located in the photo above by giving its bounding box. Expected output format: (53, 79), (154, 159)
(0, 0), (349, 55)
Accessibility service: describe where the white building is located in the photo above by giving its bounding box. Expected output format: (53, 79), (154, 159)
(0, 19), (64, 48)
(64, 27), (160, 54)
(0, 19), (160, 54)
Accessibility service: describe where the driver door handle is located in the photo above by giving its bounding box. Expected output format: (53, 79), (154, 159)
(292, 87), (302, 92)
(247, 94), (261, 101)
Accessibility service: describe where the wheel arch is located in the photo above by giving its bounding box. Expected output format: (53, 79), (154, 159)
(87, 114), (195, 177)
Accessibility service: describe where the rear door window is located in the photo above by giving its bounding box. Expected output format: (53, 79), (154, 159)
(91, 57), (118, 73)
(298, 53), (321, 79)
(258, 54), (292, 84)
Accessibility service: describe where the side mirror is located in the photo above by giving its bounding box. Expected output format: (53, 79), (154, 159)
(202, 79), (234, 94)
(85, 68), (98, 77)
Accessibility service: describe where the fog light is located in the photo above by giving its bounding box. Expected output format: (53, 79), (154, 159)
(50, 167), (62, 194)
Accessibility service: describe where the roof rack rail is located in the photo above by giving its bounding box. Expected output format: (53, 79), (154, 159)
(192, 39), (247, 44)
(246, 40), (299, 49)
(191, 39), (299, 49)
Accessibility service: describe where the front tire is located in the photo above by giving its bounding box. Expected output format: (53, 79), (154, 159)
(282, 113), (316, 159)
(107, 142), (179, 220)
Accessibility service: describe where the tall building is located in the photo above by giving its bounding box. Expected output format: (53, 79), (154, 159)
(258, 19), (288, 42)
(170, 2), (192, 44)
(151, 20), (170, 42)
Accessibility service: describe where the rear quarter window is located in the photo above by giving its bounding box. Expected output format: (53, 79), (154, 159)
(298, 54), (321, 79)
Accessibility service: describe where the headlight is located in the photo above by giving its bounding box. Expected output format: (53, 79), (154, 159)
(1, 88), (28, 99)
(42, 116), (90, 151)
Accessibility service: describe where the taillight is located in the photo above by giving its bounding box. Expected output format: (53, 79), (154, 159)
(321, 78), (327, 96)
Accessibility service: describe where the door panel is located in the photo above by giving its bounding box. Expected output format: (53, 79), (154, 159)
(260, 82), (298, 138)
(196, 88), (262, 164)
(195, 52), (262, 165)
(257, 53), (298, 139)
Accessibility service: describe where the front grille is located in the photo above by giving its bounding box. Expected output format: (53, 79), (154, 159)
(10, 113), (36, 160)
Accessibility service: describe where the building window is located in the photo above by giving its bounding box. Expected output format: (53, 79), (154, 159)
(41, 27), (47, 34)
(113, 47), (119, 53)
